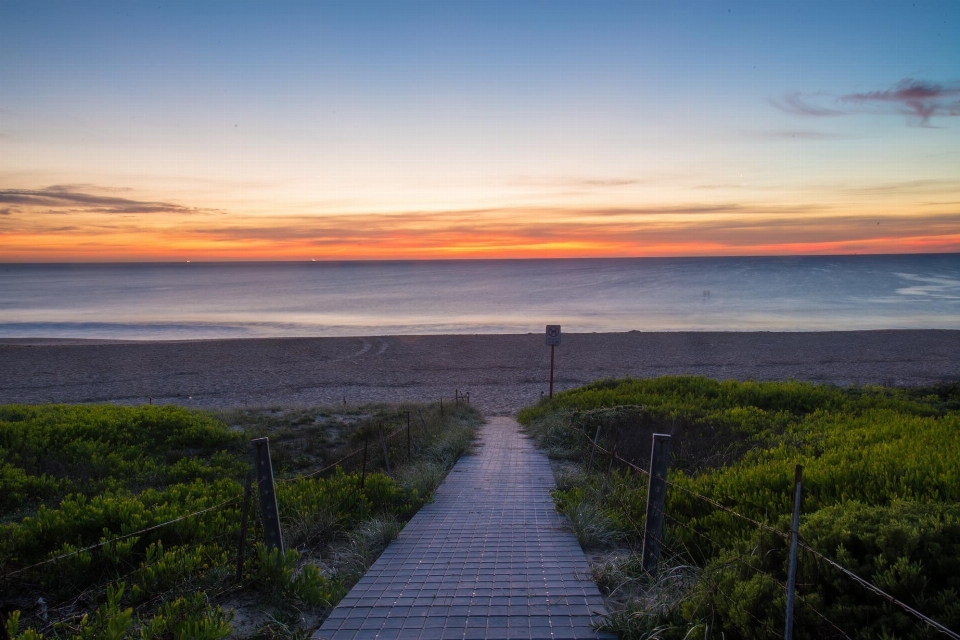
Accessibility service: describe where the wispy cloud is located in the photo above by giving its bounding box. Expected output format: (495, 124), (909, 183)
(769, 92), (846, 117)
(0, 185), (217, 215)
(844, 179), (960, 196)
(772, 79), (960, 126)
(841, 79), (960, 126)
(509, 176), (649, 189)
(753, 130), (849, 140)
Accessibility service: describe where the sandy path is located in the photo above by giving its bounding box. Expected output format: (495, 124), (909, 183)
(1, 331), (958, 415)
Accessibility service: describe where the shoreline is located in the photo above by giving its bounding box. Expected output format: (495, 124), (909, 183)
(2, 330), (959, 415)
(1, 326), (958, 345)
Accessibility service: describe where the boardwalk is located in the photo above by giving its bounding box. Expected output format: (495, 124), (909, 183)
(314, 417), (614, 640)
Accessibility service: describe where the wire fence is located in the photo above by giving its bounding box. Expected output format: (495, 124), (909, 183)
(577, 426), (960, 640)
(0, 399), (469, 636)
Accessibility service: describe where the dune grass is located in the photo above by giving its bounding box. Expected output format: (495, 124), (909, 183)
(521, 376), (960, 640)
(1, 401), (481, 639)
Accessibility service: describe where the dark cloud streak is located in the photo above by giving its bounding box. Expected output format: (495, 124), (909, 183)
(0, 186), (216, 215)
(841, 79), (960, 126)
(769, 92), (846, 117)
(773, 79), (960, 126)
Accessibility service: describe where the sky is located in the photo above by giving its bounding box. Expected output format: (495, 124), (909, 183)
(1, 0), (959, 262)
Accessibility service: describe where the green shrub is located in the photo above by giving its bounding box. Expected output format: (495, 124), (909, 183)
(523, 377), (960, 639)
(2, 401), (478, 640)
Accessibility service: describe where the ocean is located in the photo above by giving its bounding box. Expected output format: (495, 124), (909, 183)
(1, 254), (959, 340)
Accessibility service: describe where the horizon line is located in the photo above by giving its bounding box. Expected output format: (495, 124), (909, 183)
(2, 250), (959, 266)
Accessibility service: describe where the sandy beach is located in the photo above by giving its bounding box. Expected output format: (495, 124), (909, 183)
(1, 330), (958, 415)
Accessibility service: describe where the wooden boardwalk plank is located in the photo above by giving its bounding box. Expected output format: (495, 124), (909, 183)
(314, 417), (614, 640)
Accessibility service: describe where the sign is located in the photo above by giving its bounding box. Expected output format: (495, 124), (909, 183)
(545, 325), (561, 346)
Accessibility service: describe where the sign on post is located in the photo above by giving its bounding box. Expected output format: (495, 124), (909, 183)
(545, 325), (561, 346)
(546, 325), (560, 398)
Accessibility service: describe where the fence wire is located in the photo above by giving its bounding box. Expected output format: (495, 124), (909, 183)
(3, 496), (242, 580)
(579, 425), (960, 639)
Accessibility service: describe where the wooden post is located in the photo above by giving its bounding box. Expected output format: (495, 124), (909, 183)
(251, 438), (284, 553)
(466, 391), (470, 405)
(235, 471), (253, 581)
(607, 434), (619, 473)
(360, 436), (369, 489)
(407, 411), (411, 457)
(379, 423), (391, 473)
(587, 425), (602, 472)
(785, 464), (804, 640)
(641, 434), (671, 577)
(549, 345), (555, 398)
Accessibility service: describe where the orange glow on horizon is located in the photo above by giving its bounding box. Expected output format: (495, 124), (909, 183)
(3, 184), (960, 262)
(4, 226), (959, 262)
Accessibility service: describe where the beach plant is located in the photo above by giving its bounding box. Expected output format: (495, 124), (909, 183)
(520, 376), (960, 639)
(0, 400), (480, 640)
(556, 486), (621, 549)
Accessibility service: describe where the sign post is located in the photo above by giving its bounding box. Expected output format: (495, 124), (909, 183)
(545, 325), (561, 398)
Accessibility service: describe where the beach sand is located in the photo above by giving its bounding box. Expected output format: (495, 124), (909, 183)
(1, 331), (958, 415)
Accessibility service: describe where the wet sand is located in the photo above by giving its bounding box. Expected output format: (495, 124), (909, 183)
(1, 331), (958, 415)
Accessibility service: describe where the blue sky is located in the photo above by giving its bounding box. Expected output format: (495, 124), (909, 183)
(1, 1), (958, 260)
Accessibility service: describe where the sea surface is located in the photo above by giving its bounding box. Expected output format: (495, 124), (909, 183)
(1, 255), (959, 340)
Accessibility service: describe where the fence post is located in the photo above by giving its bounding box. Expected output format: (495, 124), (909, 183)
(641, 433), (671, 577)
(360, 436), (369, 489)
(587, 425), (602, 471)
(235, 471), (253, 581)
(607, 433), (619, 473)
(379, 423), (392, 473)
(251, 438), (284, 553)
(785, 464), (804, 640)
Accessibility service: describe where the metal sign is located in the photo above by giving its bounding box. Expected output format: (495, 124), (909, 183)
(545, 325), (561, 346)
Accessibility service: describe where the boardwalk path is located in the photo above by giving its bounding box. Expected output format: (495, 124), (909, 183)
(315, 417), (614, 640)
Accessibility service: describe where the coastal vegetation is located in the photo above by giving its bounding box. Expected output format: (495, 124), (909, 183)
(519, 376), (960, 640)
(1, 401), (480, 639)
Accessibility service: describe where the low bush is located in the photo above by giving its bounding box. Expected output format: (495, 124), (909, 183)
(1, 401), (481, 639)
(522, 377), (960, 639)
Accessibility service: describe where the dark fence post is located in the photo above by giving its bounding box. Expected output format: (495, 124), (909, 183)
(236, 471), (253, 581)
(607, 433), (619, 473)
(587, 425), (602, 472)
(641, 433), (671, 577)
(360, 436), (369, 489)
(785, 464), (804, 640)
(378, 423), (391, 473)
(251, 438), (284, 553)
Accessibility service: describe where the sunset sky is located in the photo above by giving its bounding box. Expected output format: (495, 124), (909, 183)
(1, 0), (959, 261)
